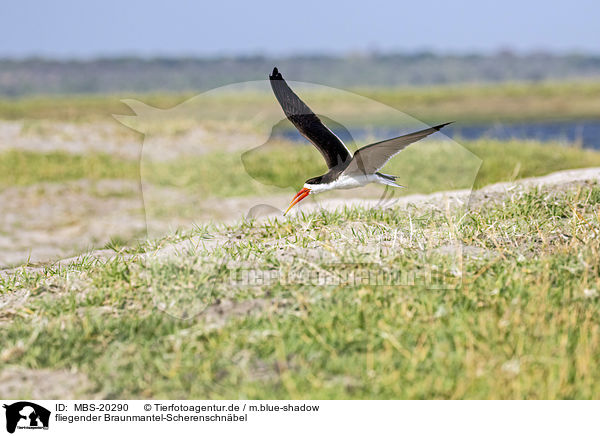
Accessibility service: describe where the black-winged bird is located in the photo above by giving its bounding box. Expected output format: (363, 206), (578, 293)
(269, 67), (452, 215)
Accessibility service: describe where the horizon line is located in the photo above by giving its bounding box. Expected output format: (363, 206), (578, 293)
(1, 47), (600, 62)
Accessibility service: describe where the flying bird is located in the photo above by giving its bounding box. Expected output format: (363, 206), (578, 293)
(269, 67), (452, 215)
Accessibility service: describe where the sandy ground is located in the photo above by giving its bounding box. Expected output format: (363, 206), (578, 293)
(1, 166), (598, 273)
(0, 366), (96, 399)
(0, 177), (291, 268)
(0, 120), (141, 159)
(0, 119), (263, 160)
(0, 179), (393, 267)
(0, 179), (145, 267)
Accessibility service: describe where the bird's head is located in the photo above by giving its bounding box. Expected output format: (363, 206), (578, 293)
(284, 176), (326, 215)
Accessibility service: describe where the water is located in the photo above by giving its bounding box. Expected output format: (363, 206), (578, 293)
(277, 120), (600, 150)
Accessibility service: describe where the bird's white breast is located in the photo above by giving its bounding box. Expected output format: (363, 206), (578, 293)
(305, 174), (379, 193)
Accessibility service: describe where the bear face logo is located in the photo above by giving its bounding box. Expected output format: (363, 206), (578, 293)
(3, 402), (50, 434)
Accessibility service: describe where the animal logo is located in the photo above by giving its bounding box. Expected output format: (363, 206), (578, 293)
(2, 402), (50, 434)
(114, 77), (481, 294)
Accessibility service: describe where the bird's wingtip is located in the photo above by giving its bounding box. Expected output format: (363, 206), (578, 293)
(434, 121), (455, 131)
(270, 67), (282, 80)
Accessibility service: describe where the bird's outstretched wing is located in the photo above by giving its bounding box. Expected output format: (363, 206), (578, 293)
(343, 122), (452, 176)
(269, 67), (351, 169)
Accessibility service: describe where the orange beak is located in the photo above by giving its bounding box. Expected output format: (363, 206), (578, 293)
(284, 187), (311, 216)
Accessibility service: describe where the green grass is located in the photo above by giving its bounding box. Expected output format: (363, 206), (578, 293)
(0, 93), (193, 121)
(361, 80), (600, 123)
(1, 182), (599, 398)
(0, 150), (138, 189)
(465, 140), (600, 188)
(243, 138), (600, 193)
(2, 139), (600, 196)
(2, 80), (600, 123)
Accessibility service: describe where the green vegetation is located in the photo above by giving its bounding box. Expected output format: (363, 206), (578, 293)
(465, 140), (600, 188)
(243, 139), (600, 193)
(0, 93), (193, 121)
(363, 81), (600, 123)
(2, 182), (599, 398)
(2, 139), (600, 196)
(2, 81), (600, 123)
(0, 150), (138, 189)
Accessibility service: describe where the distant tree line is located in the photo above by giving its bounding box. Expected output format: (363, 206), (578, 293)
(1, 52), (600, 96)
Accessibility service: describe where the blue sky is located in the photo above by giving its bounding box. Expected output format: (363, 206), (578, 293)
(1, 0), (598, 58)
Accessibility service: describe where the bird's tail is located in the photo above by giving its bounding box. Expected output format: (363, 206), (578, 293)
(376, 172), (405, 188)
